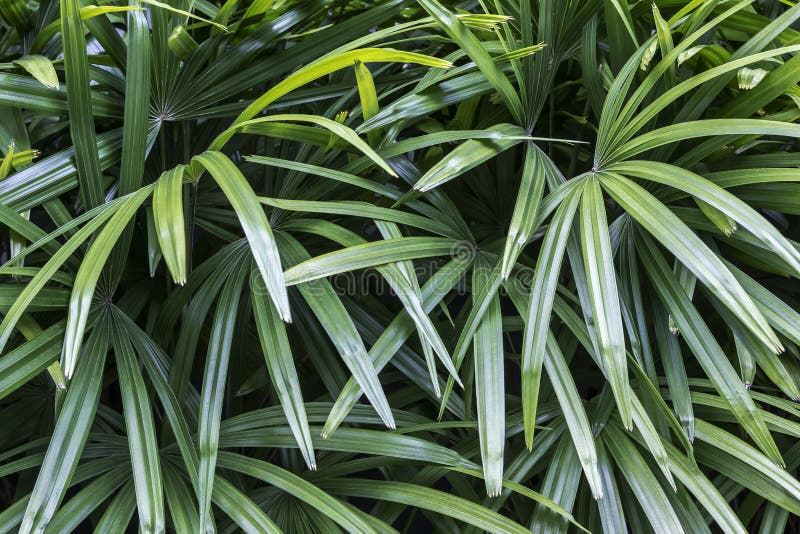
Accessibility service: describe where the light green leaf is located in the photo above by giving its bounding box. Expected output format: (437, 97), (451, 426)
(416, 0), (523, 122)
(152, 165), (187, 284)
(13, 56), (58, 89)
(211, 48), (452, 150)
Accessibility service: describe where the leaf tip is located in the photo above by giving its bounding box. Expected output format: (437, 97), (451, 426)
(274, 296), (292, 323)
(587, 468), (604, 500)
(486, 485), (502, 498)
(524, 434), (534, 452)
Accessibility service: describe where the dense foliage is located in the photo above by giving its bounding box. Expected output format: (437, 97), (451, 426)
(1, 0), (800, 531)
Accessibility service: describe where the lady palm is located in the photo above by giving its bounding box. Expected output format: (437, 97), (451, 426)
(1, 0), (799, 532)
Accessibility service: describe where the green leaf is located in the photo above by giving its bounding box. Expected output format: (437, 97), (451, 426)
(0, 130), (123, 211)
(197, 258), (250, 529)
(13, 56), (59, 89)
(211, 48), (452, 150)
(472, 258), (504, 497)
(279, 233), (396, 429)
(518, 184), (582, 449)
(283, 237), (456, 286)
(656, 440), (746, 534)
(607, 0), (638, 47)
(652, 302), (694, 441)
(222, 425), (476, 468)
(610, 161), (800, 283)
(695, 198), (737, 236)
(238, 114), (396, 177)
(322, 256), (470, 437)
(60, 0), (104, 208)
(694, 419), (800, 510)
(259, 197), (457, 238)
(217, 452), (382, 533)
(161, 466), (198, 534)
(501, 143), (546, 278)
(112, 328), (165, 533)
(505, 283), (603, 500)
(46, 465), (130, 533)
(140, 0), (227, 30)
(0, 196), (125, 355)
(354, 60), (381, 145)
(94, 481), (136, 533)
(580, 176), (631, 428)
(322, 478), (530, 533)
(119, 3), (151, 196)
(603, 424), (684, 533)
(372, 220), (461, 391)
(250, 273), (316, 470)
(438, 260), (503, 419)
(406, 124), (527, 194)
(19, 316), (110, 533)
(0, 0), (33, 30)
(212, 476), (281, 533)
(543, 333), (604, 500)
(610, 119), (800, 163)
(600, 172), (783, 354)
(193, 151), (290, 321)
(726, 260), (800, 347)
(0, 321), (64, 401)
(167, 25), (198, 60)
(152, 165), (187, 284)
(61, 185), (152, 378)
(620, 44), (800, 145)
(416, 0), (523, 122)
(635, 231), (783, 466)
